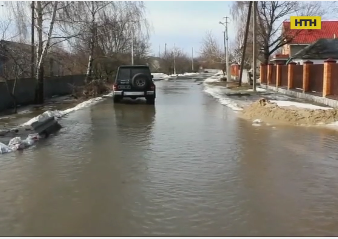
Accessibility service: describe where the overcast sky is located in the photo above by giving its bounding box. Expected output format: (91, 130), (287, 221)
(145, 1), (236, 57)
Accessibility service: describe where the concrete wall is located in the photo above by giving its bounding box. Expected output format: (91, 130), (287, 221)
(0, 74), (85, 112)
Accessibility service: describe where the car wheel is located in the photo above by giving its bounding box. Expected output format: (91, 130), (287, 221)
(132, 73), (149, 90)
(146, 97), (155, 105)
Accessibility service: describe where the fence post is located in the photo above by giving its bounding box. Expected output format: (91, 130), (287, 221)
(276, 63), (283, 88)
(267, 63), (273, 85)
(232, 63), (240, 79)
(302, 60), (313, 93)
(323, 58), (337, 97)
(260, 64), (267, 84)
(287, 62), (296, 90)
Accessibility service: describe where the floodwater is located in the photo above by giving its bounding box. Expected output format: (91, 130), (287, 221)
(1, 77), (338, 236)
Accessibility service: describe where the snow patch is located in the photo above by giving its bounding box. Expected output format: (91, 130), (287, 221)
(204, 87), (243, 111)
(168, 72), (200, 77)
(0, 133), (40, 154)
(1, 96), (107, 154)
(252, 119), (262, 127)
(203, 70), (224, 83)
(21, 96), (104, 127)
(270, 100), (332, 110)
(247, 87), (266, 92)
(203, 70), (243, 111)
(152, 73), (170, 80)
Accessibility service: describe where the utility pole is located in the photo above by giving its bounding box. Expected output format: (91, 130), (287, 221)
(239, 2), (252, 86)
(173, 43), (176, 75)
(131, 26), (134, 65)
(220, 17), (230, 81)
(164, 43), (167, 55)
(223, 31), (226, 62)
(31, 1), (35, 79)
(192, 47), (194, 72)
(224, 16), (230, 82)
(252, 1), (257, 92)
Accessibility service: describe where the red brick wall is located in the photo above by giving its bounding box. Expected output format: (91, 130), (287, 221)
(281, 65), (288, 87)
(270, 65), (276, 85)
(330, 64), (338, 95)
(231, 64), (240, 77)
(309, 64), (324, 93)
(293, 65), (303, 89)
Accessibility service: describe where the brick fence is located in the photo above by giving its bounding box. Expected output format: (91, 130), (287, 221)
(0, 74), (86, 113)
(260, 59), (338, 98)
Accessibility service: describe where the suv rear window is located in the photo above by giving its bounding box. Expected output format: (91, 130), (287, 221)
(118, 67), (150, 80)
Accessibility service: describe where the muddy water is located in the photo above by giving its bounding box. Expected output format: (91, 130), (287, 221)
(1, 79), (338, 236)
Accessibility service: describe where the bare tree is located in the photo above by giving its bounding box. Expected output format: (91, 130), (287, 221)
(231, 1), (331, 64)
(4, 1), (151, 100)
(60, 1), (150, 83)
(160, 47), (192, 74)
(6, 1), (73, 104)
(199, 31), (224, 64)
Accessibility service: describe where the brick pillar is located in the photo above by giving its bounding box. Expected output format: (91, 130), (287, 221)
(260, 64), (267, 84)
(233, 64), (240, 77)
(267, 63), (273, 85)
(276, 63), (283, 87)
(323, 58), (337, 97)
(302, 60), (313, 93)
(287, 62), (297, 90)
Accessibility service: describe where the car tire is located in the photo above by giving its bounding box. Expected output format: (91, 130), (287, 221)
(132, 73), (149, 90)
(113, 96), (121, 103)
(146, 96), (155, 105)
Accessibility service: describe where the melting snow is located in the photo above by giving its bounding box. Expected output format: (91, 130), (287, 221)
(270, 100), (332, 110)
(247, 88), (266, 92)
(203, 86), (243, 111)
(152, 73), (170, 80)
(1, 95), (108, 154)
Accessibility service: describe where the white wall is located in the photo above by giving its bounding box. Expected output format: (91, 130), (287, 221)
(242, 69), (249, 84)
(293, 59), (338, 65)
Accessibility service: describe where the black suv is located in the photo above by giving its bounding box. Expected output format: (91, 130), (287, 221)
(113, 65), (156, 105)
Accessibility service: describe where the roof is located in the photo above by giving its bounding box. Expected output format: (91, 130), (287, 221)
(292, 38), (338, 59)
(283, 21), (338, 44)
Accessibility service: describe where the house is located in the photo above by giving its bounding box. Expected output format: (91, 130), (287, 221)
(290, 38), (338, 64)
(281, 21), (338, 58)
(270, 54), (289, 65)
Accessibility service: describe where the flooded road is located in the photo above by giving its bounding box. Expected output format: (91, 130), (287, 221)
(1, 78), (338, 236)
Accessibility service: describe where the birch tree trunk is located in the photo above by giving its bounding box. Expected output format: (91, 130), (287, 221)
(34, 1), (58, 104)
(85, 2), (96, 83)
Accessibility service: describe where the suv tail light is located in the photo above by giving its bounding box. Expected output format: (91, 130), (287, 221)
(113, 83), (117, 91)
(150, 85), (155, 90)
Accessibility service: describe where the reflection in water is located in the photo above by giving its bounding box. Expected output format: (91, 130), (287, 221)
(238, 122), (338, 236)
(1, 80), (338, 236)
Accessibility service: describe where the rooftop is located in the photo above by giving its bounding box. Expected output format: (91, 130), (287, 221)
(292, 38), (338, 59)
(283, 21), (338, 44)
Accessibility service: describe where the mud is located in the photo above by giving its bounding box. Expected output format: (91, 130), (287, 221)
(240, 98), (338, 126)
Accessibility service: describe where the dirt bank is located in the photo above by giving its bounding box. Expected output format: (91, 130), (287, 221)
(240, 98), (338, 126)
